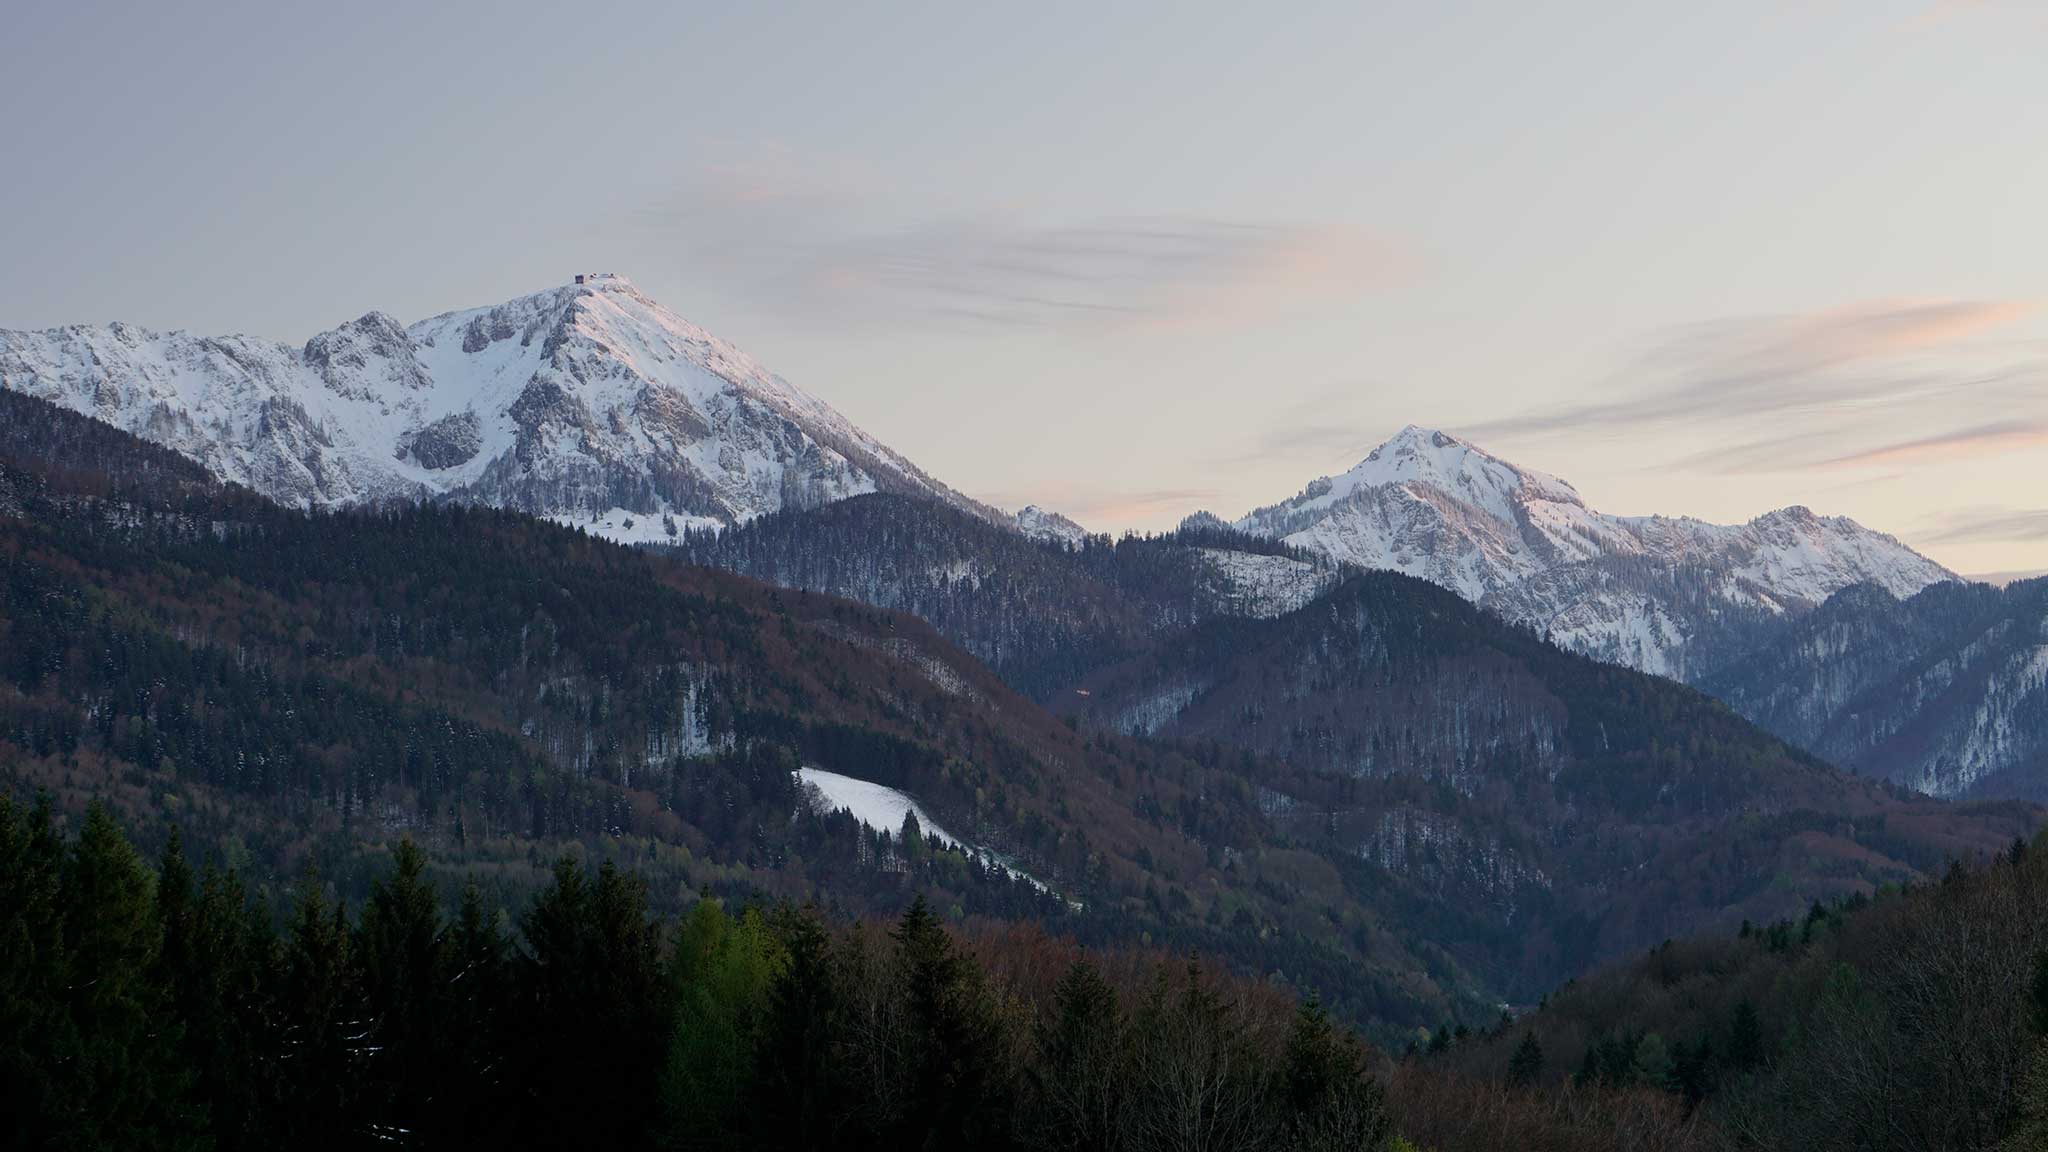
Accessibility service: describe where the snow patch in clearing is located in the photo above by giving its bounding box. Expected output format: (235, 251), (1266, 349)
(798, 766), (963, 849)
(796, 766), (1056, 896)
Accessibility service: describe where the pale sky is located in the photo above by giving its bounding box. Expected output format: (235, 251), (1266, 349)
(5, 0), (2046, 575)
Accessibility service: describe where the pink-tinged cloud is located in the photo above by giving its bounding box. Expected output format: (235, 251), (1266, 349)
(1117, 224), (1403, 333)
(641, 151), (1403, 333)
(1923, 506), (2048, 546)
(1465, 297), (2037, 440)
(1818, 419), (2048, 470)
(1774, 298), (2034, 361)
(801, 217), (1401, 334)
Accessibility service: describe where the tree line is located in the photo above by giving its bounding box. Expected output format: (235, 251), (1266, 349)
(1423, 834), (2048, 1151)
(1, 795), (1395, 1151)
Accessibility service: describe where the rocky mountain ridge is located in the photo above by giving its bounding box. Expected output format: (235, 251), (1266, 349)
(0, 274), (1001, 543)
(1225, 425), (1956, 678)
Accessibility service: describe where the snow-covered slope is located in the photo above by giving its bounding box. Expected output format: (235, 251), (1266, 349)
(796, 766), (1056, 893)
(1012, 504), (1089, 546)
(0, 274), (997, 541)
(1195, 548), (1336, 618)
(1230, 426), (1956, 677)
(1702, 578), (2048, 800)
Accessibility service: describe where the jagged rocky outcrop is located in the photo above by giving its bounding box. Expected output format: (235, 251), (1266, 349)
(1012, 503), (1089, 546)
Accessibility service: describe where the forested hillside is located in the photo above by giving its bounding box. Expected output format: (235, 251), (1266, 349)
(1704, 577), (2048, 800)
(1419, 828), (2048, 1152)
(1056, 571), (2037, 993)
(2, 798), (1722, 1152)
(0, 389), (1489, 1035)
(672, 493), (1335, 700)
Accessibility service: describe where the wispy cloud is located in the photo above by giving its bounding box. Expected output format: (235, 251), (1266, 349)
(1815, 419), (2048, 469)
(1467, 299), (2033, 439)
(1465, 298), (2046, 476)
(1212, 385), (1388, 472)
(636, 146), (1397, 333)
(1918, 506), (2048, 545)
(807, 217), (1388, 331)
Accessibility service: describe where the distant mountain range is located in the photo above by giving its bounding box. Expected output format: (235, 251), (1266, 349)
(0, 278), (1949, 658)
(1212, 427), (2048, 799)
(1221, 425), (1955, 679)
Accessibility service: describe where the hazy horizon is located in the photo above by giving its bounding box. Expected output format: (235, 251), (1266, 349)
(5, 0), (2045, 573)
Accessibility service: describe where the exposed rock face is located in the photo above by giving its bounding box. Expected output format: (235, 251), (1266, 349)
(1013, 504), (1088, 546)
(302, 311), (429, 399)
(398, 410), (482, 470)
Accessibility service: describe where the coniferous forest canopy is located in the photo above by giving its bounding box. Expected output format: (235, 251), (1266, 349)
(16, 796), (2048, 1150)
(3, 797), (1403, 1151)
(7, 388), (2048, 1149)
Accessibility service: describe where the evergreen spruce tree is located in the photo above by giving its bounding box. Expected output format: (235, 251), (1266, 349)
(0, 794), (69, 1147)
(1670, 1035), (1716, 1108)
(356, 839), (450, 1142)
(1032, 957), (1125, 1152)
(149, 829), (217, 1142)
(52, 801), (201, 1148)
(442, 878), (511, 1144)
(893, 893), (1008, 1150)
(2031, 947), (2048, 1038)
(278, 865), (362, 1152)
(1281, 994), (1389, 1152)
(195, 867), (283, 1152)
(1507, 1029), (1545, 1088)
(2003, 948), (2048, 1152)
(752, 904), (843, 1152)
(1727, 1000), (1764, 1072)
(1634, 1032), (1674, 1091)
(901, 810), (928, 867)
(520, 857), (667, 1148)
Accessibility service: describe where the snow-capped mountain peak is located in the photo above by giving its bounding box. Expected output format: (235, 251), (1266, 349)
(1727, 504), (1948, 604)
(1336, 425), (1585, 521)
(1233, 426), (1630, 601)
(1234, 424), (1957, 677)
(0, 274), (996, 543)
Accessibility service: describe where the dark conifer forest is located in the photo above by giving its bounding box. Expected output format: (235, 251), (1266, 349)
(3, 798), (1400, 1150)
(1409, 833), (2048, 1152)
